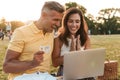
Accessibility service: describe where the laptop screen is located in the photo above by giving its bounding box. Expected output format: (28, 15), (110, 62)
(63, 48), (105, 79)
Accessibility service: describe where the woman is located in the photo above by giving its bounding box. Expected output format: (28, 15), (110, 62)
(52, 7), (94, 80)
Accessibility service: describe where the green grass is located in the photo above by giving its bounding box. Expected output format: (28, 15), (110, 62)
(0, 37), (9, 80)
(0, 35), (120, 79)
(90, 35), (120, 79)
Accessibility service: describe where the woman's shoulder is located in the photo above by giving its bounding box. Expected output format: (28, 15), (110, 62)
(54, 36), (63, 47)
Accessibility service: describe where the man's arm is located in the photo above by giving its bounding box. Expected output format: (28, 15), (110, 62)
(3, 49), (44, 73)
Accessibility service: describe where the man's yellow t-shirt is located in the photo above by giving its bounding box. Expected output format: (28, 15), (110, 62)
(7, 22), (54, 80)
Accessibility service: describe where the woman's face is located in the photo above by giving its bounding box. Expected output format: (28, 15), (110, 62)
(67, 13), (81, 35)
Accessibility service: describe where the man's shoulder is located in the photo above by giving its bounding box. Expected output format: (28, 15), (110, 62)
(16, 22), (33, 31)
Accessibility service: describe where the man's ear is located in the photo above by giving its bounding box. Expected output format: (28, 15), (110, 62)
(42, 12), (47, 18)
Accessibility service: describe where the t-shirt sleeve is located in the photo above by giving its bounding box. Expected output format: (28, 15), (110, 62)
(8, 29), (25, 53)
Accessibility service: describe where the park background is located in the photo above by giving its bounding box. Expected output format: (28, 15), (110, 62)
(0, 0), (120, 80)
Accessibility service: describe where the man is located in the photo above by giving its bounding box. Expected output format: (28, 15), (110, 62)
(3, 1), (64, 80)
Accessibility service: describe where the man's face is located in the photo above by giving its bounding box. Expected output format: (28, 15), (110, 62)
(43, 10), (63, 33)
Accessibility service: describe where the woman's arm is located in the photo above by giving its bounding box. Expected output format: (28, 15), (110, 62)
(84, 36), (91, 49)
(52, 37), (63, 67)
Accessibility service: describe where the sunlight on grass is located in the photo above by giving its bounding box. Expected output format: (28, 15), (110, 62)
(0, 38), (9, 80)
(0, 35), (120, 79)
(90, 35), (120, 78)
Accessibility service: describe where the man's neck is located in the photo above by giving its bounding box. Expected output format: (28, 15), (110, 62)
(34, 21), (42, 30)
(35, 21), (47, 35)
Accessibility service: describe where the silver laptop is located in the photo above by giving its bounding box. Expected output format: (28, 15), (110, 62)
(63, 48), (106, 80)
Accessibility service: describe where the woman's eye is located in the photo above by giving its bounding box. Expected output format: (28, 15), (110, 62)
(76, 20), (81, 23)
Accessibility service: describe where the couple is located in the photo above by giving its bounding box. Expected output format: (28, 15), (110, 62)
(3, 1), (93, 80)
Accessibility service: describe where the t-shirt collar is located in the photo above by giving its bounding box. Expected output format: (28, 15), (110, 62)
(30, 22), (43, 34)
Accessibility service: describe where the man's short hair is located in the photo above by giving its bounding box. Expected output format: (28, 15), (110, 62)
(42, 1), (65, 13)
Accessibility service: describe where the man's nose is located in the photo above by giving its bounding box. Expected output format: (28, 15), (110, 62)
(56, 21), (61, 28)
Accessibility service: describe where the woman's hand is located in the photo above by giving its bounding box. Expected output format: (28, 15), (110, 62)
(70, 35), (76, 51)
(70, 35), (81, 51)
(76, 35), (81, 50)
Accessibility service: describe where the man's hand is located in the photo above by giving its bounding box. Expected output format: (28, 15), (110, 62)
(31, 51), (44, 66)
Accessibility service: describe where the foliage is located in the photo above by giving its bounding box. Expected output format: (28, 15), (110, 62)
(65, 2), (87, 14)
(0, 3), (120, 36)
(0, 19), (25, 33)
(85, 15), (96, 34)
(96, 8), (120, 34)
(0, 23), (6, 31)
(10, 21), (25, 31)
(0, 18), (7, 31)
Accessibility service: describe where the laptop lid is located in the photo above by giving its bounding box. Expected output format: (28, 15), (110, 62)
(63, 48), (106, 80)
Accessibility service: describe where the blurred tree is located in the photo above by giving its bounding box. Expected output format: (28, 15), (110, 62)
(0, 18), (24, 32)
(97, 8), (120, 34)
(0, 17), (6, 23)
(65, 2), (87, 14)
(10, 21), (25, 31)
(0, 18), (6, 31)
(85, 14), (96, 34)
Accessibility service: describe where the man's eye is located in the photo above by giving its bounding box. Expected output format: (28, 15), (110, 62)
(68, 20), (73, 23)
